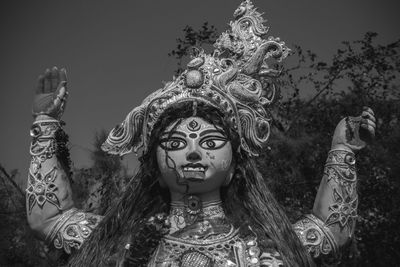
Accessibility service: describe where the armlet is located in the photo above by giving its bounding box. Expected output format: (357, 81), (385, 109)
(46, 208), (103, 254)
(293, 214), (340, 263)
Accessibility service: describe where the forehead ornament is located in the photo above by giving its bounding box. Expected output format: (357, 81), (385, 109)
(102, 0), (290, 157)
(187, 119), (201, 132)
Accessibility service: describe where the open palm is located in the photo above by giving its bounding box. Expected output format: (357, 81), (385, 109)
(32, 66), (68, 120)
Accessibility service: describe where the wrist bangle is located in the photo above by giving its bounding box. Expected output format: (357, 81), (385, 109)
(328, 148), (354, 154)
(30, 120), (61, 139)
(326, 149), (356, 166)
(33, 118), (60, 124)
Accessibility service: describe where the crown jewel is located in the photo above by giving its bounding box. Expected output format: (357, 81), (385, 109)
(102, 0), (290, 157)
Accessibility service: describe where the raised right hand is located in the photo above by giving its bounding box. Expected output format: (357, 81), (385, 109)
(32, 67), (68, 120)
(330, 107), (376, 152)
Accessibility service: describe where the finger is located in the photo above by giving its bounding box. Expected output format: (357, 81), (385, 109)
(362, 106), (375, 118)
(51, 66), (59, 91)
(60, 92), (68, 114)
(362, 106), (375, 116)
(43, 69), (51, 93)
(55, 81), (67, 99)
(362, 112), (376, 123)
(59, 68), (67, 84)
(360, 123), (375, 137)
(53, 80), (68, 109)
(364, 119), (376, 130)
(53, 87), (65, 108)
(361, 116), (376, 126)
(56, 68), (67, 92)
(36, 75), (45, 94)
(361, 119), (376, 132)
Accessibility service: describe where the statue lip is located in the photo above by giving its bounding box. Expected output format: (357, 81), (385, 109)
(182, 163), (207, 172)
(182, 163), (207, 181)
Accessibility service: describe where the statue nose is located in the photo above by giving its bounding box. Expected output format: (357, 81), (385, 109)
(186, 149), (202, 162)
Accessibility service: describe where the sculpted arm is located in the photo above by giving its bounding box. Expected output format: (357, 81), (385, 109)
(293, 108), (376, 264)
(27, 67), (102, 254)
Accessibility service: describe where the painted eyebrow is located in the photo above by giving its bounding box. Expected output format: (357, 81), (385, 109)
(199, 129), (226, 137)
(161, 131), (187, 138)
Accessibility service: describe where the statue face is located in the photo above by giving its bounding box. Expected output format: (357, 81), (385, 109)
(156, 117), (235, 195)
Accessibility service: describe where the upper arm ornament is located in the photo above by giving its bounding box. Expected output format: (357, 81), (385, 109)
(46, 208), (103, 254)
(293, 214), (339, 263)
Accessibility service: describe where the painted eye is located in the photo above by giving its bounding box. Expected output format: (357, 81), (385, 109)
(159, 138), (186, 151)
(200, 137), (227, 150)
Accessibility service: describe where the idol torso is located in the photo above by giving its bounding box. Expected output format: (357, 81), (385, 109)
(147, 201), (284, 267)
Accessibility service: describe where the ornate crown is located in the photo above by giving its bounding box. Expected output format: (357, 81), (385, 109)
(102, 0), (290, 157)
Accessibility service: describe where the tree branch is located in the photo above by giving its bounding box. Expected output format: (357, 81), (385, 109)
(0, 164), (24, 197)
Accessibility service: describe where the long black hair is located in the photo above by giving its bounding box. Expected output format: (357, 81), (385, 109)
(69, 102), (314, 267)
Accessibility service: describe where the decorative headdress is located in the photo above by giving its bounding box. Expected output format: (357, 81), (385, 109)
(102, 0), (290, 157)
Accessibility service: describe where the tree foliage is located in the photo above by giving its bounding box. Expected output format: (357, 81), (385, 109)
(261, 32), (400, 266)
(72, 130), (128, 215)
(168, 22), (218, 75)
(0, 166), (59, 266)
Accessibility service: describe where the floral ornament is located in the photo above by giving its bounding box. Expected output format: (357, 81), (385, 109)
(326, 188), (358, 230)
(30, 138), (57, 162)
(293, 214), (338, 261)
(325, 150), (357, 195)
(102, 0), (290, 157)
(26, 167), (60, 213)
(50, 209), (102, 254)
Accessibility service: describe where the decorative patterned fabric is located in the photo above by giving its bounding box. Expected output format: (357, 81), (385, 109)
(148, 225), (284, 267)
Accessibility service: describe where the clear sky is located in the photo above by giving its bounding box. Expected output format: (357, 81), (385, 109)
(0, 0), (398, 186)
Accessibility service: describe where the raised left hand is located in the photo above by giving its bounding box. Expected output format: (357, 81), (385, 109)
(331, 107), (376, 152)
(32, 66), (68, 120)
